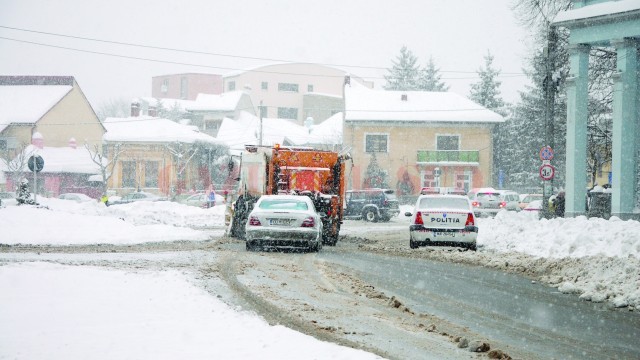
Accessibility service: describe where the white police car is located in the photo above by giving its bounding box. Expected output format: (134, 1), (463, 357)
(405, 194), (478, 251)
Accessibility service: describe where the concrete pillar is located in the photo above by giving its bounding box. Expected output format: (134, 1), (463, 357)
(611, 38), (639, 220)
(565, 44), (590, 217)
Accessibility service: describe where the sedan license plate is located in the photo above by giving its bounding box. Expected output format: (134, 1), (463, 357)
(269, 218), (293, 226)
(433, 231), (455, 238)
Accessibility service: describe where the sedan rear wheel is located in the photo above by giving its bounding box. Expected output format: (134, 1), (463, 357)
(246, 241), (256, 251)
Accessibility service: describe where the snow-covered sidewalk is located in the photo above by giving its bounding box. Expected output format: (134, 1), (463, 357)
(0, 262), (380, 360)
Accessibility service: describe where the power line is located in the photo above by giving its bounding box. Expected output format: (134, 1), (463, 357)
(0, 25), (526, 80)
(0, 24), (527, 76)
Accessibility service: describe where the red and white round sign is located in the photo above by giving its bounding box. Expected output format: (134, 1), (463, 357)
(539, 164), (555, 181)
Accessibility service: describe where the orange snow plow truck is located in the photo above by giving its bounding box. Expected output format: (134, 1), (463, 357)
(228, 144), (350, 246)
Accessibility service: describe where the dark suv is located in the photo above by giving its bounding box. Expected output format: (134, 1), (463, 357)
(344, 188), (400, 222)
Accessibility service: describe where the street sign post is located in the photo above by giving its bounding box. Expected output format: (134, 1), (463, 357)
(27, 155), (44, 204)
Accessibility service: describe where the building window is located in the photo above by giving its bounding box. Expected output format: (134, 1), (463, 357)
(180, 77), (187, 99)
(260, 105), (268, 118)
(278, 83), (299, 92)
(161, 79), (168, 93)
(421, 170), (439, 188)
(436, 135), (459, 150)
(145, 161), (159, 187)
(365, 133), (389, 153)
(228, 81), (236, 91)
(277, 107), (298, 119)
(455, 171), (472, 193)
(261, 81), (268, 90)
(122, 161), (136, 188)
(307, 84), (314, 92)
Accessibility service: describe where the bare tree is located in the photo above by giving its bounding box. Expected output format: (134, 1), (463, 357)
(166, 142), (198, 195)
(85, 142), (124, 195)
(1, 143), (34, 191)
(512, 0), (572, 29)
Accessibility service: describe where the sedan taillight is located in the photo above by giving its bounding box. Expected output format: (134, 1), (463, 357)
(499, 201), (507, 208)
(301, 216), (315, 227)
(465, 213), (475, 226)
(248, 216), (261, 226)
(414, 212), (424, 225)
(472, 201), (480, 207)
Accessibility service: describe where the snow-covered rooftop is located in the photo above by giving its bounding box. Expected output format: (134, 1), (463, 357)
(344, 81), (504, 123)
(186, 91), (246, 112)
(103, 117), (220, 145)
(0, 85), (72, 133)
(215, 111), (342, 154)
(554, 0), (640, 24)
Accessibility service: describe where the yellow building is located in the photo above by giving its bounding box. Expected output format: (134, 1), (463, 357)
(343, 81), (504, 194)
(102, 116), (224, 196)
(0, 76), (105, 156)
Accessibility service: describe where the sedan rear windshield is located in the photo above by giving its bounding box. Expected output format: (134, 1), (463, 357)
(259, 199), (308, 210)
(477, 193), (501, 201)
(418, 197), (469, 210)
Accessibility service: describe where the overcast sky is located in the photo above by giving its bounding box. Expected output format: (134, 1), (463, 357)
(0, 0), (533, 109)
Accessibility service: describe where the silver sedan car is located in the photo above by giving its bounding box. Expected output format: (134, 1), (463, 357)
(405, 194), (478, 251)
(245, 195), (323, 252)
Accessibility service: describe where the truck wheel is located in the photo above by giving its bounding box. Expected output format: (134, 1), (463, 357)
(246, 241), (255, 251)
(410, 240), (418, 249)
(363, 209), (379, 222)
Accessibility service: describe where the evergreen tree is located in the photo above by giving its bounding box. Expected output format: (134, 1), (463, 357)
(363, 153), (389, 189)
(469, 51), (506, 113)
(469, 50), (509, 187)
(504, 28), (569, 192)
(384, 46), (420, 91)
(16, 179), (36, 205)
(417, 57), (449, 91)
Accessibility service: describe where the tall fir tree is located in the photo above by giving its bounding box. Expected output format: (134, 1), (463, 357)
(417, 57), (449, 91)
(384, 46), (420, 91)
(469, 51), (505, 113)
(505, 28), (569, 192)
(469, 50), (508, 187)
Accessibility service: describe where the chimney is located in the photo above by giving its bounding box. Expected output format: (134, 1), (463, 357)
(32, 132), (44, 149)
(68, 137), (77, 149)
(148, 105), (157, 117)
(401, 94), (408, 101)
(131, 101), (140, 117)
(344, 75), (351, 86)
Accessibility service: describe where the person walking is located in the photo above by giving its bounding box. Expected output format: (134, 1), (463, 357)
(207, 189), (216, 208)
(553, 191), (565, 217)
(100, 193), (109, 207)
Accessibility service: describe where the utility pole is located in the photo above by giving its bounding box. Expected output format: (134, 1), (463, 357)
(259, 100), (263, 146)
(542, 24), (558, 218)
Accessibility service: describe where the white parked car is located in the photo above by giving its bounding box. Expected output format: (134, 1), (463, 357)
(58, 193), (95, 202)
(109, 191), (167, 205)
(0, 191), (17, 207)
(405, 194), (478, 251)
(245, 195), (323, 252)
(496, 190), (521, 212)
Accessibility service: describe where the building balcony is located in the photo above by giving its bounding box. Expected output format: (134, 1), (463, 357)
(416, 150), (480, 164)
